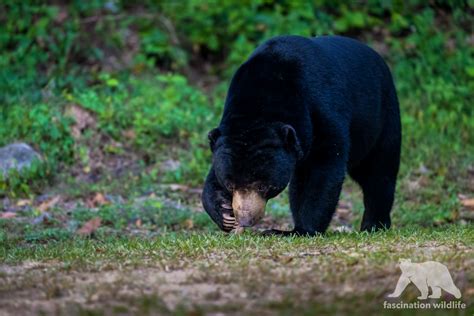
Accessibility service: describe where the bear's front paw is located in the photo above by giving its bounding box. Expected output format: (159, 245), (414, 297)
(222, 211), (238, 231)
(218, 200), (239, 232)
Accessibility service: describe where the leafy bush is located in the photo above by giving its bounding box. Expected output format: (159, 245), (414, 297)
(71, 74), (213, 145)
(0, 0), (472, 195)
(388, 7), (473, 175)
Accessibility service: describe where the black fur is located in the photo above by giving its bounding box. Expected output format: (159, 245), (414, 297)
(202, 35), (401, 235)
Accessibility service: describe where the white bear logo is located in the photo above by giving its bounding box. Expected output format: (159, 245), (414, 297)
(388, 259), (461, 299)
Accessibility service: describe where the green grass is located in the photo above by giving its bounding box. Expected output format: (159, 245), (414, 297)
(1, 226), (472, 265)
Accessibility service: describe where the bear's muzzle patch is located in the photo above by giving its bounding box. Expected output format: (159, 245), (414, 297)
(232, 190), (267, 227)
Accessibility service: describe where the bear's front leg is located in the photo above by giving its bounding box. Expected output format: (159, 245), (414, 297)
(289, 151), (347, 235)
(202, 167), (236, 232)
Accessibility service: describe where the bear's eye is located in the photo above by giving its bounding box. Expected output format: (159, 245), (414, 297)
(257, 184), (267, 193)
(225, 182), (234, 192)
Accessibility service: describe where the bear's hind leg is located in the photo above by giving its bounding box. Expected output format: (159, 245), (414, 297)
(354, 169), (397, 231)
(349, 133), (400, 232)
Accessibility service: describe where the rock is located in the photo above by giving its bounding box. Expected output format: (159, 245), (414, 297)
(160, 159), (181, 172)
(0, 143), (41, 177)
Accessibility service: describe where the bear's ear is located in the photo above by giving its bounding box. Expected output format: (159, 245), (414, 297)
(208, 128), (221, 151)
(280, 125), (303, 160)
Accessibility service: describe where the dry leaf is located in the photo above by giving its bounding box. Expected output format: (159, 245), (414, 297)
(93, 193), (107, 205)
(169, 184), (190, 191)
(183, 219), (194, 229)
(280, 256), (294, 264)
(135, 218), (142, 227)
(86, 193), (109, 208)
(37, 196), (61, 213)
(122, 129), (136, 140)
(77, 217), (101, 236)
(460, 198), (474, 210)
(16, 199), (31, 207)
(1, 212), (16, 218)
(65, 104), (96, 139)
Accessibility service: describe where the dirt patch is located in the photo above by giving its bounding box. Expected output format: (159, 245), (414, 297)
(0, 243), (472, 315)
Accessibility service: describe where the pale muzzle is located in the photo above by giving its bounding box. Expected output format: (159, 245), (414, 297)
(232, 190), (267, 227)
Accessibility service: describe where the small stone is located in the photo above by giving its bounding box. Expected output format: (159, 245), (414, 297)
(333, 225), (353, 233)
(0, 143), (41, 177)
(161, 159), (180, 172)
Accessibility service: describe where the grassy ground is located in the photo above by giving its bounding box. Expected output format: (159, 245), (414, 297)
(0, 176), (473, 315)
(1, 227), (472, 315)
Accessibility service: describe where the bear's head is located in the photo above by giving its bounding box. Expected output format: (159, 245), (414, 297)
(398, 258), (414, 273)
(208, 122), (302, 227)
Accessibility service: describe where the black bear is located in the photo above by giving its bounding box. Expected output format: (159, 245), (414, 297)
(202, 35), (401, 235)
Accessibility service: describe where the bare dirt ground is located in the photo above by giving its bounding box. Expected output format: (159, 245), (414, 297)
(1, 240), (472, 316)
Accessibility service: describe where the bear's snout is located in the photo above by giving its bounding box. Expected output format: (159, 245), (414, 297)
(232, 190), (266, 227)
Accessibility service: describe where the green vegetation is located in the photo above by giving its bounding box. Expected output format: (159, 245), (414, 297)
(1, 1), (472, 194)
(0, 1), (472, 315)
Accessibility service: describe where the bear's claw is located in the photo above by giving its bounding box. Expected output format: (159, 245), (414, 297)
(222, 213), (238, 230)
